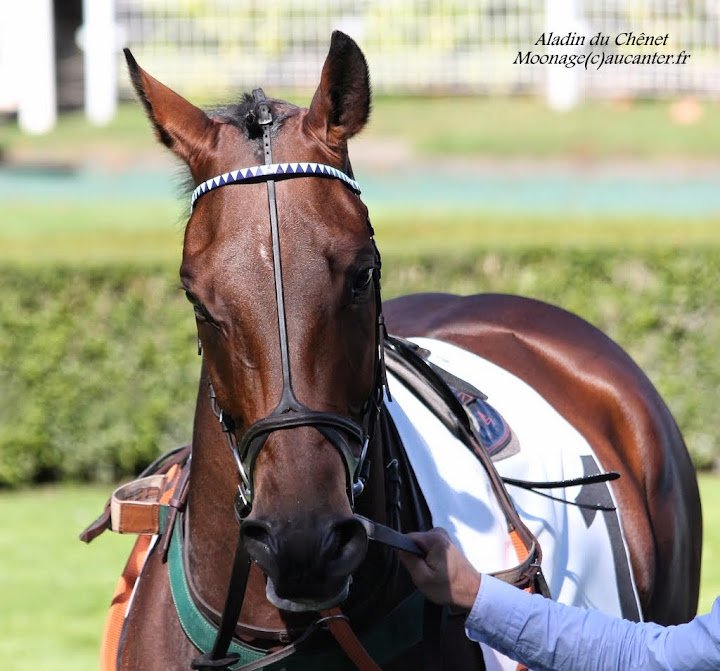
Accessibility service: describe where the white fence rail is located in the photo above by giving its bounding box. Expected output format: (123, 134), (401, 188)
(115, 0), (720, 101)
(3, 1), (720, 133)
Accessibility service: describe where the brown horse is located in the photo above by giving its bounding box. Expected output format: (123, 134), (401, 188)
(112, 31), (701, 671)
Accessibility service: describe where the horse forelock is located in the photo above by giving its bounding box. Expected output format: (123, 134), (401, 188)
(176, 94), (301, 200)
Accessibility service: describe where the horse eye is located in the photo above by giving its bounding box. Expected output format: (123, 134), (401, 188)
(184, 291), (201, 309)
(352, 267), (374, 298)
(185, 291), (210, 321)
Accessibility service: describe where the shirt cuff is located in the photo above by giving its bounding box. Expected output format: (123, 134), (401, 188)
(464, 573), (530, 648)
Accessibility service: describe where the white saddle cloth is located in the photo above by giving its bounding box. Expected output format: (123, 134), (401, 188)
(385, 337), (642, 671)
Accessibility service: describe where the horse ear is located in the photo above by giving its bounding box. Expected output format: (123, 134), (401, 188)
(123, 48), (215, 164)
(304, 31), (371, 146)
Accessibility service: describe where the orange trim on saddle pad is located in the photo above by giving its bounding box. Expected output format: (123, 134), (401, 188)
(100, 464), (182, 671)
(508, 528), (532, 671)
(100, 534), (153, 671)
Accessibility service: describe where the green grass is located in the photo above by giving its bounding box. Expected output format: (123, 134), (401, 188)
(3, 202), (720, 265)
(1, 104), (161, 159)
(394, 97), (720, 159)
(373, 210), (720, 253)
(0, 202), (184, 264)
(0, 477), (717, 670)
(0, 485), (134, 671)
(5, 97), (720, 161)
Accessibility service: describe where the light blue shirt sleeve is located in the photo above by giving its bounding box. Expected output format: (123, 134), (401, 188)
(464, 574), (720, 671)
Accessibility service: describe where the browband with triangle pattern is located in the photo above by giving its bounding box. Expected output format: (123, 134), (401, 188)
(190, 162), (361, 212)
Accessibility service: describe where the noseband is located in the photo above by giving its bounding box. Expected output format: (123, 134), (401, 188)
(191, 89), (388, 515)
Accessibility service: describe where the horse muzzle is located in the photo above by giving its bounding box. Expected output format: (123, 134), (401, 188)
(240, 515), (368, 611)
(265, 577), (351, 612)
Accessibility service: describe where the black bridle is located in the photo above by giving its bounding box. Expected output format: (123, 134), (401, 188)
(191, 89), (388, 516)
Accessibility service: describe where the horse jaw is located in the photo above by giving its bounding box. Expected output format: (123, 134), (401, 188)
(265, 577), (351, 613)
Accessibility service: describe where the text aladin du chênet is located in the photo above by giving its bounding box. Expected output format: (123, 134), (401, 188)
(515, 31), (691, 69)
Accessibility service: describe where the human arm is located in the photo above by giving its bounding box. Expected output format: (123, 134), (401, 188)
(469, 573), (720, 671)
(398, 528), (720, 671)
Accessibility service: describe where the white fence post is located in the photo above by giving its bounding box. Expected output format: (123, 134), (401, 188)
(82, 0), (118, 126)
(0, 0), (20, 114)
(545, 0), (582, 110)
(17, 0), (57, 134)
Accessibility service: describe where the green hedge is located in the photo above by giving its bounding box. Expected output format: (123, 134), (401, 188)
(0, 265), (198, 485)
(1, 250), (718, 486)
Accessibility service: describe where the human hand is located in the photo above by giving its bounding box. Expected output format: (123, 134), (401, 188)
(396, 527), (481, 611)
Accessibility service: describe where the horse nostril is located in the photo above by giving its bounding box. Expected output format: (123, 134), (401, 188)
(325, 517), (368, 578)
(331, 518), (365, 556)
(241, 519), (278, 578)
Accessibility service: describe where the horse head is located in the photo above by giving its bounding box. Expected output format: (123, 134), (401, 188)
(126, 32), (381, 611)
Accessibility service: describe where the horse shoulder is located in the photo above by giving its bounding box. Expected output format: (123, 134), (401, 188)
(385, 292), (702, 622)
(119, 547), (196, 669)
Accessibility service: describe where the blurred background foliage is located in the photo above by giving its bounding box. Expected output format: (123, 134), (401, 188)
(2, 96), (720, 484)
(1, 243), (718, 485)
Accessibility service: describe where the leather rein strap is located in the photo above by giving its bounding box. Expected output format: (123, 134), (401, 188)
(318, 610), (382, 671)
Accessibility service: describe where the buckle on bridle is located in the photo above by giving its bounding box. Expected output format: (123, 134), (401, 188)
(234, 487), (252, 521)
(352, 436), (371, 497)
(252, 88), (273, 126)
(208, 383), (253, 503)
